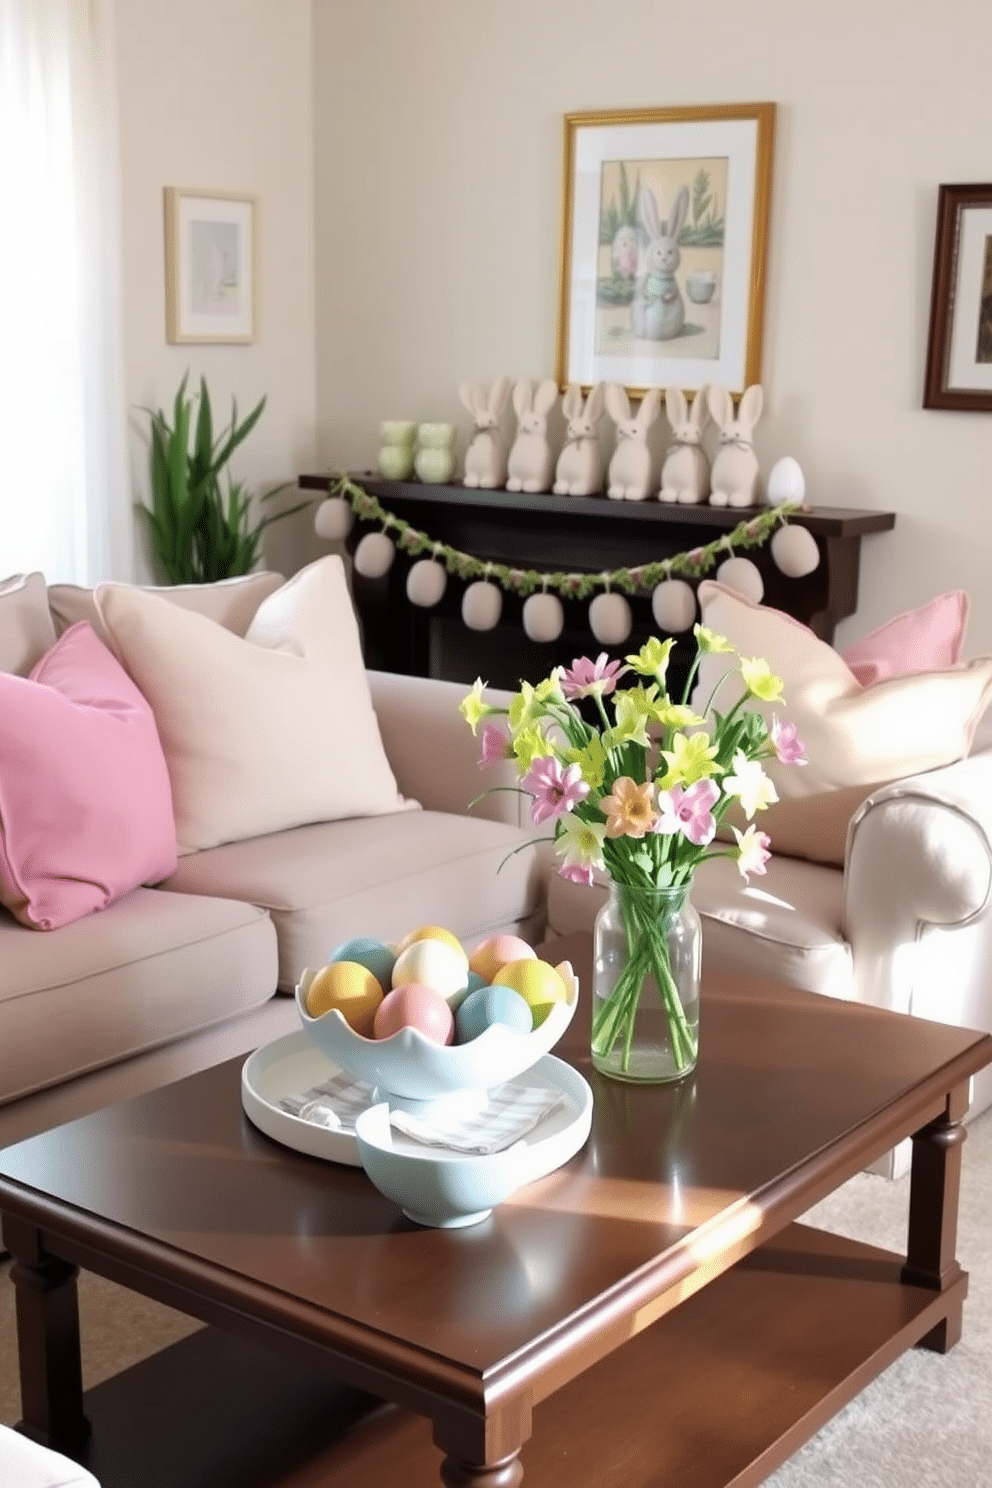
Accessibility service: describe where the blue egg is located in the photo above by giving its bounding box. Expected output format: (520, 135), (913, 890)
(330, 937), (395, 991)
(454, 984), (533, 1044)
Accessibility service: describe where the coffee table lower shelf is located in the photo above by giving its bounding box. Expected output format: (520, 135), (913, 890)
(57, 1219), (963, 1488)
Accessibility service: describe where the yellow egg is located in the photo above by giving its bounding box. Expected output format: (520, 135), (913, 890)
(391, 938), (469, 1006)
(468, 934), (536, 984)
(492, 958), (567, 1028)
(394, 923), (466, 959)
(304, 961), (383, 1037)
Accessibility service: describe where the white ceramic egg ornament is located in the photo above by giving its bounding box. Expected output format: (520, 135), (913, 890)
(766, 456), (806, 507)
(406, 557), (448, 607)
(461, 580), (503, 631)
(354, 531), (396, 579)
(314, 497), (355, 542)
(522, 591), (565, 643)
(589, 591), (632, 645)
(715, 556), (764, 604)
(771, 524), (821, 577)
(651, 579), (696, 633)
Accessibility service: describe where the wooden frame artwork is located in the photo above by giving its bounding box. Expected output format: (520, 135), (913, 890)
(923, 183), (992, 411)
(556, 102), (776, 399)
(164, 187), (257, 344)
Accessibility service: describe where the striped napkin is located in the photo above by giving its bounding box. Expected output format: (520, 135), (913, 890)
(279, 1072), (563, 1154)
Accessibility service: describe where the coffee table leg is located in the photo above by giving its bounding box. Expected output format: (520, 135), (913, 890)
(901, 1083), (969, 1354)
(439, 1451), (524, 1487)
(2, 1215), (91, 1452)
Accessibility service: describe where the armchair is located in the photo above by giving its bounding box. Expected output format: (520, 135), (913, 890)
(544, 734), (992, 1178)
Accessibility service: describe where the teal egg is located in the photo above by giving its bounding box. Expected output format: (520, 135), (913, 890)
(330, 937), (395, 990)
(455, 984), (533, 1044)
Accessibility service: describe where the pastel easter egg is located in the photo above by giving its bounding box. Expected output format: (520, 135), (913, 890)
(406, 558), (447, 608)
(651, 579), (696, 633)
(455, 984), (533, 1044)
(522, 591), (564, 644)
(468, 935), (536, 984)
(374, 983), (454, 1045)
(771, 524), (821, 578)
(313, 496), (355, 541)
(391, 938), (469, 1005)
(588, 591), (632, 645)
(766, 455), (806, 507)
(716, 556), (764, 604)
(354, 531), (396, 579)
(492, 958), (568, 1028)
(304, 961), (384, 1037)
(395, 924), (466, 958)
(462, 580), (503, 632)
(330, 936), (395, 990)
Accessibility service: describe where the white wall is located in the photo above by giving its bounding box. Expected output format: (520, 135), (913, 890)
(311, 0), (992, 651)
(114, 0), (320, 582)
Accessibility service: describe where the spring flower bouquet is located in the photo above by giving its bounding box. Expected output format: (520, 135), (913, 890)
(460, 628), (806, 1081)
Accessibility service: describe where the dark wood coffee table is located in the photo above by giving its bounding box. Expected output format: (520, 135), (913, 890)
(1, 935), (990, 1488)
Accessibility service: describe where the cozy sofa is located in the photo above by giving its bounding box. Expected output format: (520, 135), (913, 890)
(0, 565), (545, 1150)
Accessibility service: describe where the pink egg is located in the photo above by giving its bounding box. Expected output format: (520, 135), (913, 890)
(373, 983), (454, 1045)
(468, 935), (536, 984)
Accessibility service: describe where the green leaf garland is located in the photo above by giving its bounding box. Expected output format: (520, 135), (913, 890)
(328, 474), (800, 601)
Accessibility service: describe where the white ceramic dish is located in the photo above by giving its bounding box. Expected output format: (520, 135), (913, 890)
(241, 1034), (593, 1223)
(354, 1055), (593, 1227)
(295, 959), (579, 1102)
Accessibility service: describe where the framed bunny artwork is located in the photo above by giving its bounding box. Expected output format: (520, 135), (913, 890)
(555, 103), (775, 400)
(923, 183), (992, 412)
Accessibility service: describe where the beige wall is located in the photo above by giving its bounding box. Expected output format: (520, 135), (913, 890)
(311, 0), (992, 652)
(114, 0), (320, 582)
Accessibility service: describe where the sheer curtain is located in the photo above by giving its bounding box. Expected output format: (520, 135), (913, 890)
(0, 0), (130, 584)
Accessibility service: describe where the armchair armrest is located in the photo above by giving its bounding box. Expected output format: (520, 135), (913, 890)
(845, 750), (992, 1025)
(367, 670), (526, 827)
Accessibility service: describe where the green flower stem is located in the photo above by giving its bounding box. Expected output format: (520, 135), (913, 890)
(591, 888), (697, 1073)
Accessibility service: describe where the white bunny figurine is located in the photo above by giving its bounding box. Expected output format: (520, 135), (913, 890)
(506, 377), (559, 493)
(553, 382), (606, 496)
(707, 384), (764, 507)
(659, 386), (711, 505)
(631, 185), (689, 342)
(605, 384), (661, 501)
(460, 376), (512, 488)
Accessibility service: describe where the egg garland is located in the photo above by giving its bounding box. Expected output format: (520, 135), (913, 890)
(303, 924), (567, 1047)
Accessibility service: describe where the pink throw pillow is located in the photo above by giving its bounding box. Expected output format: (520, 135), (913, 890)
(840, 591), (968, 686)
(0, 623), (178, 930)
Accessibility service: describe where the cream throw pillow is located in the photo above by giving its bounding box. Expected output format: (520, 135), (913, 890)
(695, 580), (992, 802)
(96, 556), (416, 855)
(50, 570), (286, 646)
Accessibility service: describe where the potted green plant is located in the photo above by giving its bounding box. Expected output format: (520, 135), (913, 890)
(136, 373), (312, 583)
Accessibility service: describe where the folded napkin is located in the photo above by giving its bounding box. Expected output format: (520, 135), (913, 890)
(279, 1073), (563, 1154)
(389, 1082), (564, 1155)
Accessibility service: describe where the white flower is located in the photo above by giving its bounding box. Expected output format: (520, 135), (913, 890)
(722, 749), (778, 819)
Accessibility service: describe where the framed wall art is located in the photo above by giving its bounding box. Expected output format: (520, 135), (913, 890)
(164, 187), (257, 344)
(923, 183), (992, 411)
(556, 102), (775, 399)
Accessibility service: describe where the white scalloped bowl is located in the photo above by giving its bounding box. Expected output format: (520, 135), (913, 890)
(296, 960), (579, 1102)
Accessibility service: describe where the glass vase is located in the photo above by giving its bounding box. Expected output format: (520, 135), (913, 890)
(591, 880), (701, 1084)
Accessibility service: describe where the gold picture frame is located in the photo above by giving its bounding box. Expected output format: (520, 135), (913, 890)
(556, 103), (776, 398)
(164, 187), (257, 345)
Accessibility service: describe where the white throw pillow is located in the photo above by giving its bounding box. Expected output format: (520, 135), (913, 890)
(50, 569), (286, 645)
(96, 556), (417, 854)
(694, 580), (992, 799)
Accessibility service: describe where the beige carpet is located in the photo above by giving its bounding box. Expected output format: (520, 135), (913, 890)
(1, 1111), (989, 1485)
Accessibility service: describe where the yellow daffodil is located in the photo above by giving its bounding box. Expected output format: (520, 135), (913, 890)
(511, 724), (553, 772)
(740, 657), (784, 702)
(460, 678), (494, 735)
(655, 699), (704, 731)
(624, 636), (674, 685)
(508, 681), (545, 734)
(693, 624), (734, 654)
(565, 734), (609, 789)
(612, 689), (654, 747)
(656, 730), (720, 789)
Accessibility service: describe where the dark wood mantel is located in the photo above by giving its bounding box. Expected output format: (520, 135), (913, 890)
(299, 472), (895, 691)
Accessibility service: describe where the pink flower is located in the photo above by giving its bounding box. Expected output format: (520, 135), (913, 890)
(479, 721), (511, 766)
(654, 778), (720, 846)
(557, 652), (628, 700)
(558, 860), (595, 887)
(732, 824), (772, 878)
(520, 756), (590, 825)
(770, 715), (807, 766)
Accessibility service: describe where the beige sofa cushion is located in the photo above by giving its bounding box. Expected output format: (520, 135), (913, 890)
(162, 812), (546, 990)
(0, 571), (56, 676)
(96, 556), (414, 855)
(48, 569), (285, 643)
(695, 580), (992, 799)
(0, 889), (277, 1106)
